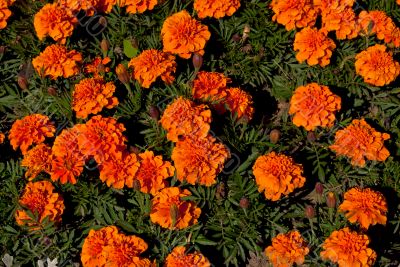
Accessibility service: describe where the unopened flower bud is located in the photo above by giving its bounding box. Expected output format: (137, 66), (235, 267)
(149, 106), (160, 120)
(269, 129), (280, 144)
(315, 182), (324, 195)
(129, 146), (140, 154)
(116, 64), (130, 85)
(0, 46), (5, 55)
(305, 205), (315, 219)
(192, 53), (203, 69)
(96, 63), (106, 74)
(98, 16), (107, 26)
(216, 183), (226, 200)
(239, 197), (250, 209)
(307, 131), (316, 142)
(326, 192), (336, 208)
(17, 75), (28, 90)
(242, 24), (250, 41)
(100, 39), (110, 53)
(232, 34), (241, 42)
(47, 87), (57, 96)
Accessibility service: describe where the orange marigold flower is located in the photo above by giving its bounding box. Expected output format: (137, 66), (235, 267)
(224, 87), (255, 121)
(160, 97), (211, 142)
(320, 228), (377, 267)
(103, 232), (152, 266)
(150, 187), (201, 229)
(135, 150), (175, 195)
(252, 152), (306, 201)
(165, 246), (211, 267)
(9, 114), (56, 154)
(58, 0), (116, 15)
(98, 151), (139, 189)
(84, 57), (111, 77)
(51, 126), (85, 184)
(339, 187), (387, 229)
(72, 77), (119, 119)
(0, 132), (5, 144)
(81, 226), (119, 267)
(33, 3), (77, 44)
(21, 144), (52, 180)
(77, 115), (127, 164)
(192, 71), (229, 103)
(358, 11), (397, 44)
(161, 10), (211, 59)
(265, 231), (309, 267)
(0, 0), (12, 30)
(293, 27), (336, 67)
(289, 83), (341, 131)
(128, 49), (176, 88)
(312, 0), (354, 13)
(15, 181), (64, 227)
(354, 44), (400, 86)
(321, 7), (359, 40)
(270, 0), (317, 31)
(118, 0), (158, 14)
(194, 0), (240, 19)
(171, 135), (230, 186)
(329, 119), (390, 167)
(32, 44), (82, 80)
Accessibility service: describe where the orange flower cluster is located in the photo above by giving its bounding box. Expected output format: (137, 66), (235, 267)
(320, 228), (377, 267)
(150, 187), (201, 229)
(72, 77), (119, 119)
(172, 135), (230, 186)
(128, 49), (176, 88)
(225, 87), (255, 121)
(160, 97), (211, 142)
(58, 0), (116, 15)
(15, 181), (64, 227)
(33, 3), (77, 44)
(270, 0), (317, 31)
(192, 71), (230, 102)
(21, 144), (52, 180)
(355, 44), (400, 87)
(252, 152), (306, 201)
(0, 0), (14, 29)
(165, 246), (210, 267)
(339, 187), (387, 229)
(194, 0), (240, 19)
(51, 126), (85, 184)
(118, 0), (158, 14)
(135, 150), (175, 195)
(358, 11), (399, 46)
(9, 114), (56, 154)
(161, 10), (211, 59)
(294, 27), (336, 67)
(329, 119), (390, 167)
(84, 57), (111, 77)
(32, 44), (82, 80)
(0, 132), (5, 144)
(265, 231), (309, 267)
(81, 226), (152, 267)
(321, 4), (359, 40)
(289, 83), (341, 131)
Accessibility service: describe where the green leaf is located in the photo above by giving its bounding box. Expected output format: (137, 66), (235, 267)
(123, 39), (139, 58)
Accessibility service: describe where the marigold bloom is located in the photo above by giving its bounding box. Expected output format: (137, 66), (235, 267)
(329, 119), (390, 167)
(0, 132), (5, 144)
(51, 126), (85, 184)
(135, 150), (175, 195)
(98, 151), (139, 189)
(194, 0), (240, 19)
(32, 44), (82, 80)
(289, 83), (341, 131)
(270, 0), (317, 31)
(320, 228), (377, 267)
(81, 226), (119, 267)
(118, 0), (158, 14)
(72, 77), (118, 119)
(9, 114), (56, 154)
(265, 231), (309, 267)
(172, 135), (230, 186)
(21, 144), (52, 180)
(15, 181), (64, 227)
(58, 0), (116, 15)
(358, 11), (397, 44)
(150, 187), (201, 229)
(0, 0), (12, 30)
(225, 87), (255, 121)
(252, 152), (305, 201)
(77, 115), (127, 164)
(84, 57), (111, 77)
(355, 44), (400, 87)
(294, 27), (336, 67)
(192, 71), (229, 103)
(33, 3), (77, 44)
(161, 10), (211, 59)
(321, 7), (359, 39)
(313, 0), (354, 13)
(128, 49), (176, 88)
(339, 187), (387, 229)
(165, 246), (211, 267)
(160, 97), (211, 142)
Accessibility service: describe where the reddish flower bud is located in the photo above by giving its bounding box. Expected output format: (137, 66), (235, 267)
(315, 182), (324, 195)
(149, 106), (160, 120)
(307, 131), (316, 142)
(269, 129), (281, 144)
(192, 53), (203, 69)
(305, 205), (315, 219)
(0, 46), (5, 55)
(98, 16), (107, 26)
(100, 39), (110, 53)
(47, 87), (57, 96)
(232, 34), (241, 42)
(17, 75), (28, 90)
(326, 192), (336, 208)
(116, 64), (130, 85)
(129, 146), (140, 154)
(239, 197), (250, 209)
